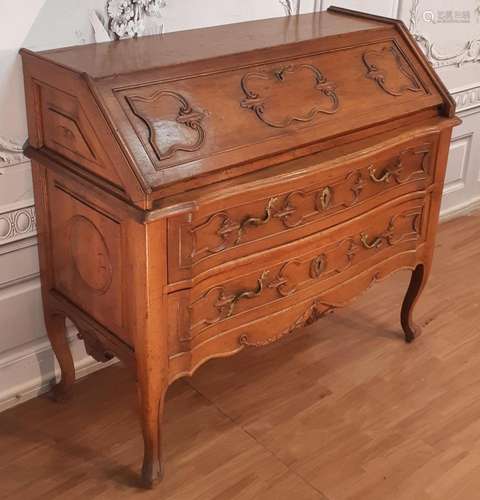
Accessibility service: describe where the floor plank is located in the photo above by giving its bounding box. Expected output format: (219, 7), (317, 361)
(0, 211), (479, 499)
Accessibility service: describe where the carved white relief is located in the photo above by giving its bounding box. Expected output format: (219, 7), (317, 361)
(408, 0), (480, 68)
(279, 0), (324, 15)
(0, 137), (27, 169)
(89, 1), (166, 43)
(105, 0), (166, 39)
(0, 206), (36, 245)
(451, 85), (480, 112)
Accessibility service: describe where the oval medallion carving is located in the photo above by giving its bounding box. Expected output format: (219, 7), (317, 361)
(68, 215), (113, 295)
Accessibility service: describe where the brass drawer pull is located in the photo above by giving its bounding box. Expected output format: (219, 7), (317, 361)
(202, 270), (270, 324)
(368, 161), (403, 184)
(360, 232), (384, 249)
(235, 197), (278, 245)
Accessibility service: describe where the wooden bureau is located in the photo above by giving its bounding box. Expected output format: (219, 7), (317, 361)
(21, 7), (460, 488)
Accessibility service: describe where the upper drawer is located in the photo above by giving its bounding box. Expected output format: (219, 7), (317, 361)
(111, 37), (443, 189)
(168, 130), (439, 283)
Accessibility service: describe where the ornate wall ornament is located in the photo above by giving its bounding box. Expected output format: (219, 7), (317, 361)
(240, 64), (339, 128)
(451, 84), (480, 113)
(126, 90), (206, 162)
(0, 137), (28, 169)
(279, 0), (325, 16)
(0, 205), (36, 245)
(408, 0), (480, 68)
(363, 45), (423, 96)
(106, 0), (166, 39)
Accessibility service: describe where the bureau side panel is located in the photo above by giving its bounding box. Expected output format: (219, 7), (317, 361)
(45, 172), (129, 344)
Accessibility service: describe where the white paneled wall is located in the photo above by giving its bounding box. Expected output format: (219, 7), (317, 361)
(0, 0), (478, 411)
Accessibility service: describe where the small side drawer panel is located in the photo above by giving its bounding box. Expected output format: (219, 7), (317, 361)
(39, 83), (123, 187)
(168, 193), (428, 356)
(169, 132), (438, 283)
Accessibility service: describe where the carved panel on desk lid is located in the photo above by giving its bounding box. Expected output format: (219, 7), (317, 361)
(126, 90), (206, 162)
(362, 45), (424, 97)
(240, 63), (339, 128)
(68, 215), (113, 295)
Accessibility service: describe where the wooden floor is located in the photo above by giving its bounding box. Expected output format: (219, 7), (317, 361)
(1, 211), (480, 500)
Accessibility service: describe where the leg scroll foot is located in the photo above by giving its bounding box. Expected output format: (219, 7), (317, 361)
(137, 380), (167, 489)
(401, 264), (427, 343)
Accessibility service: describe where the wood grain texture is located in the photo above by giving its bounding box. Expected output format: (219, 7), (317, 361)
(0, 212), (479, 499)
(20, 7), (460, 490)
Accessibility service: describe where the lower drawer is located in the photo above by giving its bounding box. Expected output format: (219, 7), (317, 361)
(168, 249), (420, 382)
(167, 192), (429, 358)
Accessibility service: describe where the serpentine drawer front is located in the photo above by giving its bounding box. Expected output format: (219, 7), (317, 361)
(168, 131), (438, 283)
(21, 7), (460, 489)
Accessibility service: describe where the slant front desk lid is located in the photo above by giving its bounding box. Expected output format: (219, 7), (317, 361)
(21, 7), (455, 206)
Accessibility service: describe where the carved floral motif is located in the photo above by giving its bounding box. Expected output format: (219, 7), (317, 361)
(239, 299), (335, 347)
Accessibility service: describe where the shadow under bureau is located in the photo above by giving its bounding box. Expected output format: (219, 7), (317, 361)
(21, 6), (460, 488)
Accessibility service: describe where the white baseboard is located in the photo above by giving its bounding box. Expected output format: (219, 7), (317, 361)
(0, 330), (117, 413)
(440, 196), (480, 223)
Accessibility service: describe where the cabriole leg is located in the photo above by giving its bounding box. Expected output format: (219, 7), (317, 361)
(401, 264), (428, 343)
(137, 376), (167, 488)
(44, 309), (75, 401)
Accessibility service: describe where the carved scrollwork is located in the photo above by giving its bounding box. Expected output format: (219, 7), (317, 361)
(363, 45), (423, 97)
(368, 144), (431, 185)
(189, 143), (430, 261)
(126, 90), (206, 161)
(240, 63), (339, 128)
(239, 299), (336, 347)
(267, 261), (302, 297)
(190, 206), (423, 333)
(77, 330), (115, 363)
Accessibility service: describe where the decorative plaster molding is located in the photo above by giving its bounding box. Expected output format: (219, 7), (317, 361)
(0, 205), (36, 246)
(105, 0), (165, 39)
(451, 84), (480, 113)
(408, 0), (480, 68)
(0, 137), (28, 169)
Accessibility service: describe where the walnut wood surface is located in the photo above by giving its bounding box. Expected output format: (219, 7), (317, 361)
(1, 211), (480, 499)
(21, 6), (460, 489)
